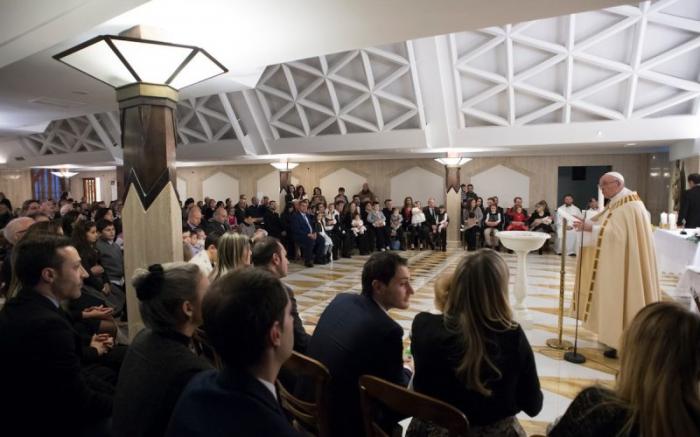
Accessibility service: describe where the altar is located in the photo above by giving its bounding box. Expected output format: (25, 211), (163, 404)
(654, 229), (700, 312)
(653, 229), (700, 275)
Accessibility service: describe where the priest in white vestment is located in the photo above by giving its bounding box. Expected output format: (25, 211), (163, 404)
(556, 195), (582, 255)
(572, 172), (661, 356)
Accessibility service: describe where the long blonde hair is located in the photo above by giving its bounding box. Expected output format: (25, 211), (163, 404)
(444, 249), (517, 396)
(614, 302), (700, 436)
(210, 232), (250, 281)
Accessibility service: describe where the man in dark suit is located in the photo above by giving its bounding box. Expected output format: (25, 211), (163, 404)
(0, 234), (113, 436)
(165, 268), (299, 437)
(423, 197), (439, 249)
(290, 200), (325, 267)
(204, 206), (231, 236)
(678, 173), (700, 229)
(252, 236), (310, 353)
(305, 252), (414, 437)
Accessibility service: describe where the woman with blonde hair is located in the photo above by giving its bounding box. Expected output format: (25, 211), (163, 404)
(210, 232), (251, 281)
(408, 249), (542, 437)
(549, 302), (700, 436)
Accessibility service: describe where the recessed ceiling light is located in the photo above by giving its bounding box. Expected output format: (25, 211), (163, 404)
(626, 142), (636, 146)
(72, 90), (88, 95)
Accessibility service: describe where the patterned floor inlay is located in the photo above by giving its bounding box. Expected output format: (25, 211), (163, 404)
(284, 245), (676, 436)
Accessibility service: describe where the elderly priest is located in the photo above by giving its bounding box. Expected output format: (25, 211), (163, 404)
(572, 172), (660, 358)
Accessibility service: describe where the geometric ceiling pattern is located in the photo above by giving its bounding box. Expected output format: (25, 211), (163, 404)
(21, 115), (111, 156)
(15, 0), (700, 160)
(453, 0), (700, 127)
(20, 94), (244, 156)
(256, 41), (424, 138)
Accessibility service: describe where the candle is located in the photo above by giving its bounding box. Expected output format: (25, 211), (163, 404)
(660, 212), (668, 227)
(598, 186), (604, 212)
(669, 213), (677, 230)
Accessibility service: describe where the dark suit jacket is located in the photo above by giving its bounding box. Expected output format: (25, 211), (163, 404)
(679, 185), (700, 228)
(263, 209), (284, 238)
(112, 328), (212, 437)
(305, 293), (410, 437)
(284, 283), (310, 353)
(0, 289), (113, 436)
(423, 206), (439, 227)
(289, 211), (314, 241)
(165, 368), (300, 437)
(204, 218), (231, 236)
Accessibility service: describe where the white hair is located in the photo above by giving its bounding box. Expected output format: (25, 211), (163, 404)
(604, 171), (625, 185)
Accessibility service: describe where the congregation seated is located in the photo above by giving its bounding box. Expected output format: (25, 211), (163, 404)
(189, 232), (219, 277)
(112, 262), (212, 437)
(528, 201), (554, 254)
(483, 203), (504, 250)
(290, 199), (325, 267)
(210, 232), (251, 281)
(548, 302), (700, 436)
(165, 268), (300, 436)
(0, 235), (113, 436)
(409, 249), (542, 436)
(304, 251), (413, 437)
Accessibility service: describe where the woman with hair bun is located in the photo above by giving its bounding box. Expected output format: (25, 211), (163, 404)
(112, 262), (212, 437)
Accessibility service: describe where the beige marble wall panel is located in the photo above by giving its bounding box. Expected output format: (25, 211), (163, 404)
(460, 154), (647, 210)
(165, 155), (667, 218)
(0, 170), (32, 207)
(67, 170), (117, 203)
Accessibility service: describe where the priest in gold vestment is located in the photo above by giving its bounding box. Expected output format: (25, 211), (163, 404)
(572, 172), (660, 355)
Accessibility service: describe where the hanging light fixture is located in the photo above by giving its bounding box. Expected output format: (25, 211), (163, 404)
(51, 169), (79, 178)
(434, 156), (471, 167)
(53, 34), (227, 92)
(270, 161), (300, 171)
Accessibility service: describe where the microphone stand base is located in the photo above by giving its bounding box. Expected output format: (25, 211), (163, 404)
(564, 351), (586, 364)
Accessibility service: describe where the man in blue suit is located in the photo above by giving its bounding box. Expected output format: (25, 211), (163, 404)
(304, 251), (414, 437)
(166, 268), (299, 437)
(289, 200), (325, 267)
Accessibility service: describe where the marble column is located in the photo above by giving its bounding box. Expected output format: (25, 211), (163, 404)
(119, 85), (183, 339)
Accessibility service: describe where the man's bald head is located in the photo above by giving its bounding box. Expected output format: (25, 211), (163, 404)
(600, 172), (625, 199)
(188, 206), (202, 226)
(3, 217), (35, 245)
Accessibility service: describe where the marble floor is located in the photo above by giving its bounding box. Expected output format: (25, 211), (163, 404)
(285, 245), (680, 436)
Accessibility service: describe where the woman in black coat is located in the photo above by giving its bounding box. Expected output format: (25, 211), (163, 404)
(112, 263), (213, 437)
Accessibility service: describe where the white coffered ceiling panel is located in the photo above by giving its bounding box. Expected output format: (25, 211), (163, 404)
(255, 42), (424, 139)
(451, 0), (700, 128)
(7, 0), (700, 167)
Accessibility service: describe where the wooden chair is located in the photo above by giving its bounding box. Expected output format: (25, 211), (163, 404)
(358, 375), (470, 437)
(276, 351), (332, 437)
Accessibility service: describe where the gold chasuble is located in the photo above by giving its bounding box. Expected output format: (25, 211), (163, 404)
(572, 189), (661, 349)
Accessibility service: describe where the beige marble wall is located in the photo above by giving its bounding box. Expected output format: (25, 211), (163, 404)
(67, 170), (118, 203)
(0, 170), (32, 208)
(3, 152), (671, 221)
(684, 156), (700, 174)
(459, 154), (651, 210)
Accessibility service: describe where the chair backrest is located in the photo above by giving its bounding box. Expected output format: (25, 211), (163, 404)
(359, 375), (470, 437)
(277, 351), (332, 437)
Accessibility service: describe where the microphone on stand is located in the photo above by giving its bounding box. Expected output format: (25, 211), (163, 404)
(565, 210), (587, 364)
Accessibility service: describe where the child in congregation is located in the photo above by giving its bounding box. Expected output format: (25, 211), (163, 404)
(437, 205), (449, 233)
(368, 202), (389, 251)
(390, 207), (403, 249)
(351, 212), (366, 236)
(315, 210), (334, 261)
(411, 201), (427, 250)
(506, 205), (529, 231)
